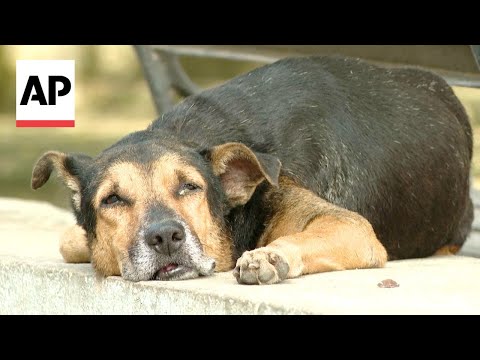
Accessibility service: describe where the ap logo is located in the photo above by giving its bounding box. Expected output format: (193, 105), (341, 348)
(16, 60), (75, 127)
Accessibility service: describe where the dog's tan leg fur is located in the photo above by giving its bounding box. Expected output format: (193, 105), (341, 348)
(267, 215), (387, 275)
(234, 179), (388, 284)
(433, 245), (461, 256)
(59, 225), (91, 263)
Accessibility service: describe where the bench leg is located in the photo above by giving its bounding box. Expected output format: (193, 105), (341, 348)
(134, 45), (201, 116)
(134, 45), (174, 115)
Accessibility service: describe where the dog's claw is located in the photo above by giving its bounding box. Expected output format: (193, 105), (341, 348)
(233, 266), (240, 280)
(233, 248), (289, 285)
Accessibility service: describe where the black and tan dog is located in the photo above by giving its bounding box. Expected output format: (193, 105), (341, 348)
(31, 56), (474, 285)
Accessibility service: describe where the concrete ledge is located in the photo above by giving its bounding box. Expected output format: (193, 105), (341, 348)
(2, 255), (480, 314)
(1, 197), (480, 315)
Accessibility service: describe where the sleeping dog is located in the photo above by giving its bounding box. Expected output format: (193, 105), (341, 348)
(31, 55), (473, 285)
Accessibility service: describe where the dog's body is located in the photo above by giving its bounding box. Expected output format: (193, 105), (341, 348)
(32, 56), (473, 284)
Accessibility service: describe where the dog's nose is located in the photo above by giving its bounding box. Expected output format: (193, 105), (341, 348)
(145, 220), (185, 256)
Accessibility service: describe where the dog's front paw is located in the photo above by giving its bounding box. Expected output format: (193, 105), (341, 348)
(233, 248), (289, 285)
(60, 224), (91, 263)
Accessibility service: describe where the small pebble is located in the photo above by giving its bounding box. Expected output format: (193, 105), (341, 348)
(377, 279), (399, 288)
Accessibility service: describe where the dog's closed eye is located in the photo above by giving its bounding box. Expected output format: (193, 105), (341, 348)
(178, 182), (202, 196)
(102, 194), (123, 206)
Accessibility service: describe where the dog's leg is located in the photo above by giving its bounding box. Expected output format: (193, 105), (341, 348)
(59, 224), (91, 263)
(233, 180), (388, 285)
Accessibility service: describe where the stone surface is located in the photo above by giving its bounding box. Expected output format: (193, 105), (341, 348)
(1, 196), (480, 315)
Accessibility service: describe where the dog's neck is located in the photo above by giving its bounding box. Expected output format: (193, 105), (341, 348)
(225, 182), (273, 260)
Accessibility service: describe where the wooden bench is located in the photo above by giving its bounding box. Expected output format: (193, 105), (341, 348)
(134, 45), (480, 115)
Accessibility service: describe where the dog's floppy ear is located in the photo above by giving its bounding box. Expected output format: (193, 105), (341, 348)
(204, 142), (281, 207)
(31, 151), (92, 211)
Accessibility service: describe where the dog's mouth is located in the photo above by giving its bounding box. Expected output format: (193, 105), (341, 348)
(152, 262), (202, 281)
(124, 228), (217, 282)
(159, 263), (179, 273)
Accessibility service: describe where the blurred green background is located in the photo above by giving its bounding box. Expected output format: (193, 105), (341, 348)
(0, 45), (479, 210)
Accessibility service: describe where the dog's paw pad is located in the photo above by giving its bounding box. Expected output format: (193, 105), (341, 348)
(233, 249), (289, 285)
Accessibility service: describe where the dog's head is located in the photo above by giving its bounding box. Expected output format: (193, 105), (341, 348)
(31, 130), (281, 281)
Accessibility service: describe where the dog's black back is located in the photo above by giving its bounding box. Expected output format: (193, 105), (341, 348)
(148, 55), (473, 259)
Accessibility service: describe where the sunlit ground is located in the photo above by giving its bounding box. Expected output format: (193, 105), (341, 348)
(0, 46), (479, 209)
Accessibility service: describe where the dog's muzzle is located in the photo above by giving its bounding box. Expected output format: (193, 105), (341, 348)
(122, 219), (216, 282)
